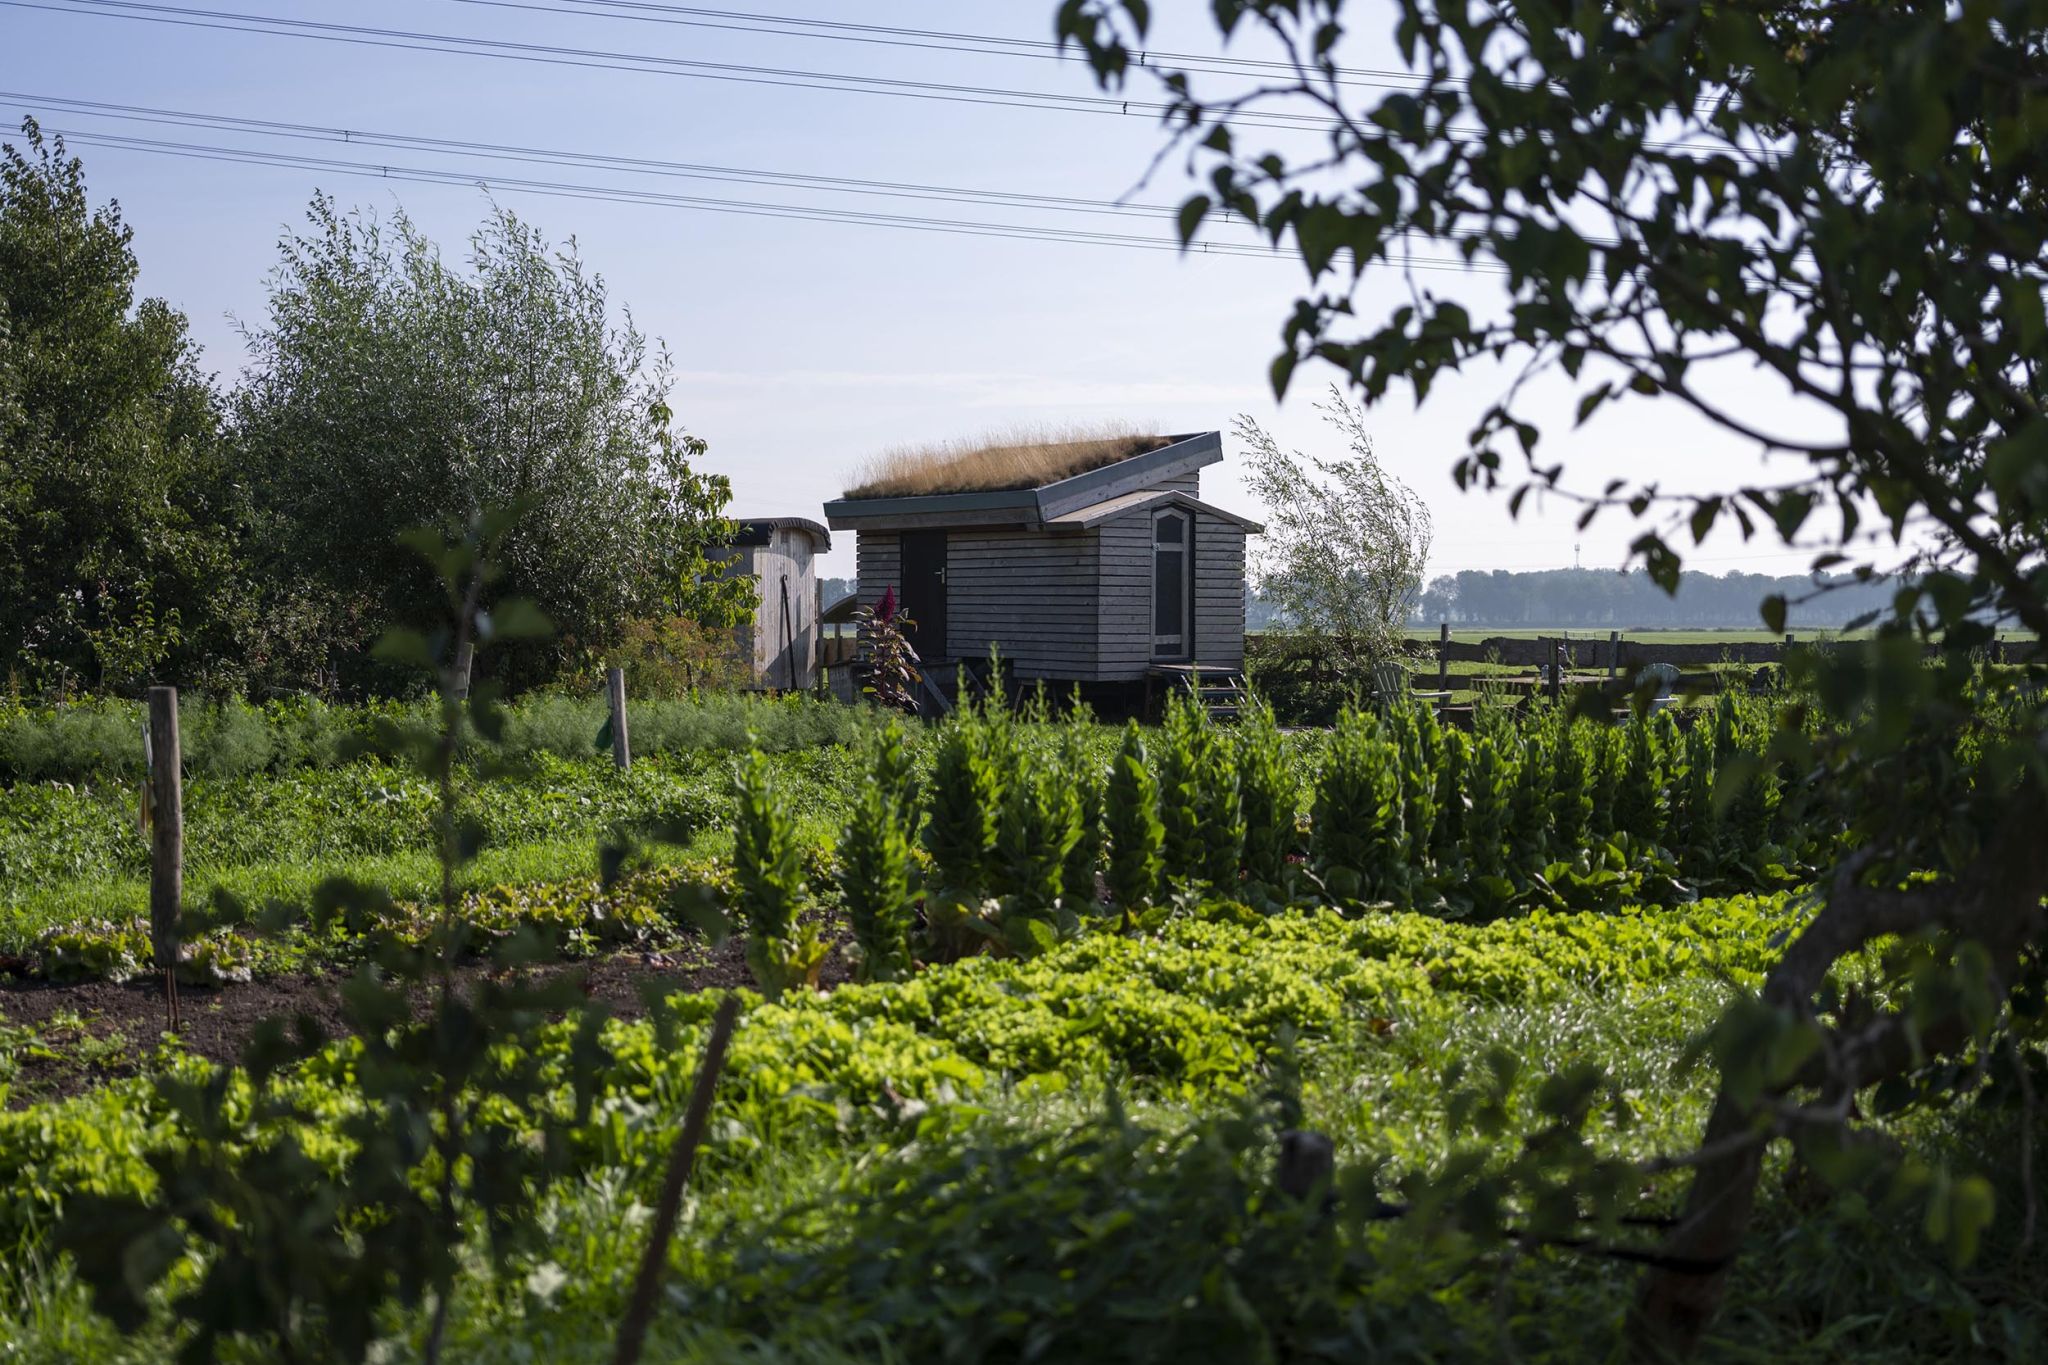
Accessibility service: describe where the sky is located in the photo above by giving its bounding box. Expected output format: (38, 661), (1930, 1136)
(1, 0), (1849, 592)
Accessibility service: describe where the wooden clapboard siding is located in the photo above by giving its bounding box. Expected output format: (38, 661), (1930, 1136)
(1095, 510), (1155, 680)
(856, 532), (901, 606)
(1191, 511), (1247, 669)
(945, 528), (1100, 678)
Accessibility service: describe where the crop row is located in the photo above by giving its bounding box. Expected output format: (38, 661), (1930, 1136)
(0, 891), (1798, 1241)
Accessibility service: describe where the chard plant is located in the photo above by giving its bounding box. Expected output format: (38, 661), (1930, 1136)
(1103, 721), (1165, 918)
(734, 745), (823, 999)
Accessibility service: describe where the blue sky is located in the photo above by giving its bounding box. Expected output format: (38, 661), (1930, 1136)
(2, 0), (1839, 589)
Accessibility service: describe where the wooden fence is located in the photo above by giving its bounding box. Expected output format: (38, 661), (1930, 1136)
(1411, 626), (2042, 696)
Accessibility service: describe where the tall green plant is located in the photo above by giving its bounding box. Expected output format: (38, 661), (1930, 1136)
(1463, 734), (1512, 881)
(1550, 720), (1594, 855)
(839, 723), (915, 983)
(1432, 725), (1470, 859)
(1311, 707), (1407, 904)
(922, 714), (999, 904)
(1235, 695), (1297, 888)
(1104, 721), (1165, 915)
(996, 755), (1079, 953)
(1156, 693), (1243, 887)
(1060, 726), (1105, 913)
(734, 746), (823, 999)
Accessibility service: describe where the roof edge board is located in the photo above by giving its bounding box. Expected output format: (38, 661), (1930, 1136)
(1034, 430), (1223, 521)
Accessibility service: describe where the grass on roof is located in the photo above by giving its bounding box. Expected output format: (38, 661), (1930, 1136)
(842, 423), (1171, 499)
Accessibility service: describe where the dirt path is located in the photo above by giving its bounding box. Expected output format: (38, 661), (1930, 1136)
(1, 933), (851, 1106)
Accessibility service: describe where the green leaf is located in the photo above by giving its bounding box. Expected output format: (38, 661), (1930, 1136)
(1176, 194), (1213, 245)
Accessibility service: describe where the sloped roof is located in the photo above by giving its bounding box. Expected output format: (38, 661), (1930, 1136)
(823, 430), (1224, 532)
(730, 517), (831, 551)
(1044, 488), (1264, 533)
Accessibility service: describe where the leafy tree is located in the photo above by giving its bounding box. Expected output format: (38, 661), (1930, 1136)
(234, 197), (749, 693)
(0, 120), (243, 693)
(1057, 0), (2048, 1350)
(1235, 389), (1431, 676)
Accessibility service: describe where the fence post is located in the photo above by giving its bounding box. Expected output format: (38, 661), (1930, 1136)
(147, 686), (184, 1033)
(606, 666), (631, 771)
(1607, 630), (1620, 682)
(1437, 621), (1450, 692)
(454, 640), (474, 700)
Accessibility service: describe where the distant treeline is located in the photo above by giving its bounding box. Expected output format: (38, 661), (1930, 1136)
(1408, 568), (1897, 629)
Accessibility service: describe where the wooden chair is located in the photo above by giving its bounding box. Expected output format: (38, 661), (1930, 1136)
(1373, 660), (1450, 713)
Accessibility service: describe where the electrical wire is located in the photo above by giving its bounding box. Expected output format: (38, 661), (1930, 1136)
(0, 90), (1195, 221)
(34, 124), (1521, 273)
(432, 0), (1437, 93)
(2, 0), (1335, 130)
(0, 90), (1516, 271)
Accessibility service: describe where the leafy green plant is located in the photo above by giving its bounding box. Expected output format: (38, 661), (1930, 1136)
(838, 728), (915, 984)
(1103, 721), (1165, 917)
(1156, 693), (1243, 888)
(995, 755), (1080, 953)
(1235, 694), (1297, 889)
(1059, 724), (1104, 914)
(1311, 707), (1407, 905)
(733, 747), (823, 1000)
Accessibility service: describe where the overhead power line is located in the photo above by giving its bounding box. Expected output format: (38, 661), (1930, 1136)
(433, 0), (1438, 93)
(1, 90), (1197, 222)
(22, 119), (1517, 274)
(5, 0), (1334, 130)
(1, 90), (1517, 272)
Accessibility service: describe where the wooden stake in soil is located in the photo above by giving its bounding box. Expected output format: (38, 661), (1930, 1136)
(147, 686), (184, 1033)
(611, 993), (742, 1365)
(606, 666), (632, 771)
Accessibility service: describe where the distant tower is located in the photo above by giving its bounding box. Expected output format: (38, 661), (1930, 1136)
(1574, 542), (1582, 570)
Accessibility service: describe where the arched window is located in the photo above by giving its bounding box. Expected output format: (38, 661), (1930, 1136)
(1152, 509), (1191, 660)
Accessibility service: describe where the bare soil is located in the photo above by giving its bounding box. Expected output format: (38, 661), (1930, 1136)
(1, 932), (853, 1107)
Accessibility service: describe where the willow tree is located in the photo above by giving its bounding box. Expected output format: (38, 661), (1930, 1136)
(1236, 387), (1431, 674)
(235, 198), (749, 693)
(1057, 0), (2048, 1352)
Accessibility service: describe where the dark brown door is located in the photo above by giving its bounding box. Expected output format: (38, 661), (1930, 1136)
(900, 530), (948, 659)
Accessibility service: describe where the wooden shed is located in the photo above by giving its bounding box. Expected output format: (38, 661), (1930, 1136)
(719, 517), (831, 691)
(821, 431), (1261, 701)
